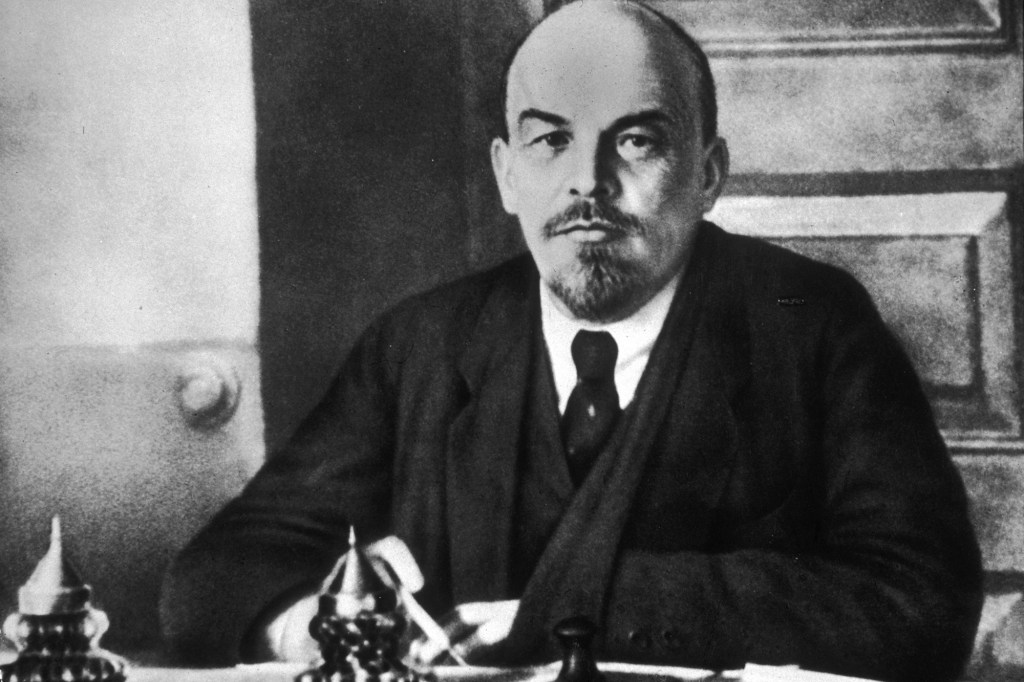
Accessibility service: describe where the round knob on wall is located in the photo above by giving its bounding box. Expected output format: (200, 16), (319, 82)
(176, 353), (241, 429)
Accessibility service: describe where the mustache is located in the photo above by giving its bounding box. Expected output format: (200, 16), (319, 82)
(542, 201), (644, 239)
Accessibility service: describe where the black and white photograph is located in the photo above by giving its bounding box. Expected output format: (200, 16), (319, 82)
(0, 2), (1021, 681)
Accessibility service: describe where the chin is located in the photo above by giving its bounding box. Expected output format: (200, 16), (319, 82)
(548, 248), (652, 323)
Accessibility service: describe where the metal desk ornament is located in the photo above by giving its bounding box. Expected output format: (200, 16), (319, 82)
(0, 517), (127, 682)
(296, 529), (435, 682)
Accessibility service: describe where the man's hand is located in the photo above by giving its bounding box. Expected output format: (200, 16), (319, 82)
(264, 592), (320, 662)
(408, 600), (519, 665)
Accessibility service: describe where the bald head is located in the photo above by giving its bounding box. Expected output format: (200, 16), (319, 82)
(497, 0), (717, 145)
(489, 0), (729, 323)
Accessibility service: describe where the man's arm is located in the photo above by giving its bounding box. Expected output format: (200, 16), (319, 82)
(601, 286), (983, 682)
(160, 320), (399, 666)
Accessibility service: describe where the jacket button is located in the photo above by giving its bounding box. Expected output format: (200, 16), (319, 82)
(661, 629), (681, 649)
(627, 629), (651, 649)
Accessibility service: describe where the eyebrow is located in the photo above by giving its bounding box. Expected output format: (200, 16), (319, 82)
(612, 110), (676, 132)
(515, 108), (676, 133)
(517, 108), (568, 130)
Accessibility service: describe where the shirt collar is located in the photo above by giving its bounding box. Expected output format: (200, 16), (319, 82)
(539, 272), (682, 410)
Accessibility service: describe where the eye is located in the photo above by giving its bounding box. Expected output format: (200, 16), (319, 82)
(532, 131), (571, 150)
(521, 129), (571, 160)
(617, 132), (661, 161)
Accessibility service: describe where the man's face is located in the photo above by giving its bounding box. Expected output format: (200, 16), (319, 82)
(491, 4), (727, 323)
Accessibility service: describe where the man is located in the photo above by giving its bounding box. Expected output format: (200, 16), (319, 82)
(162, 2), (983, 680)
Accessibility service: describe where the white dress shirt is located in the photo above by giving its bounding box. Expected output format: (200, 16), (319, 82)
(539, 273), (682, 414)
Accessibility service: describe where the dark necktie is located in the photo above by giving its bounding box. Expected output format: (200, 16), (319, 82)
(561, 330), (621, 486)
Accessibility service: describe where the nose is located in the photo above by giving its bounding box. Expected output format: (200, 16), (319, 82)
(567, 137), (615, 200)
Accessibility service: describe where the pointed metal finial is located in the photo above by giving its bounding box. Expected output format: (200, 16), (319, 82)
(51, 516), (61, 553)
(321, 526), (396, 618)
(338, 531), (386, 598)
(19, 516), (90, 615)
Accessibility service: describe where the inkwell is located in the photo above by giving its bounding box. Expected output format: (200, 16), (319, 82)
(296, 528), (434, 682)
(0, 517), (126, 682)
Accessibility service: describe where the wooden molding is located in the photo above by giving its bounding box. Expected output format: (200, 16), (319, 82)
(544, 0), (1013, 54)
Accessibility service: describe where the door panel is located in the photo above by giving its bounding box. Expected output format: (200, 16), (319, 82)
(708, 193), (1019, 442)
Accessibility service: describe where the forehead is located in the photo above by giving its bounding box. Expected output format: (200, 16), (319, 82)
(506, 3), (698, 132)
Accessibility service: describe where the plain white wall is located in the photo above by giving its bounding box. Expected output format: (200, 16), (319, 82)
(0, 0), (258, 347)
(0, 0), (263, 653)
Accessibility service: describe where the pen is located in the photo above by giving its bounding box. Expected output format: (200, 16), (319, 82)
(398, 585), (469, 666)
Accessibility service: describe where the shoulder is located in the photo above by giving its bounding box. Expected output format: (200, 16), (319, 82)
(703, 222), (876, 322)
(695, 222), (886, 373)
(361, 253), (536, 360)
(382, 253), (534, 330)
(709, 223), (869, 302)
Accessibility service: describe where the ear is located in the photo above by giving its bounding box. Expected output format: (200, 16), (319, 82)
(699, 137), (729, 215)
(490, 137), (519, 215)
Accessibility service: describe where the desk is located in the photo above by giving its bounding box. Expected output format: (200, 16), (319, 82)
(127, 661), (879, 682)
(2, 645), (878, 682)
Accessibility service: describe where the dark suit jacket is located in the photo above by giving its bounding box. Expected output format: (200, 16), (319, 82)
(162, 223), (982, 682)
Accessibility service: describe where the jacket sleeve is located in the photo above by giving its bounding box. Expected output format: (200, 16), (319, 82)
(160, 319), (400, 666)
(601, 284), (983, 682)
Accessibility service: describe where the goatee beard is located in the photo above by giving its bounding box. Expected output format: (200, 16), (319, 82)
(543, 201), (648, 323)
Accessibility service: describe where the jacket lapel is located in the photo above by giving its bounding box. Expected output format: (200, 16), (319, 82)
(627, 223), (751, 548)
(445, 257), (537, 604)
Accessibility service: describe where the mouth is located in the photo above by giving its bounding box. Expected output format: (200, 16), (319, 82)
(553, 221), (624, 244)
